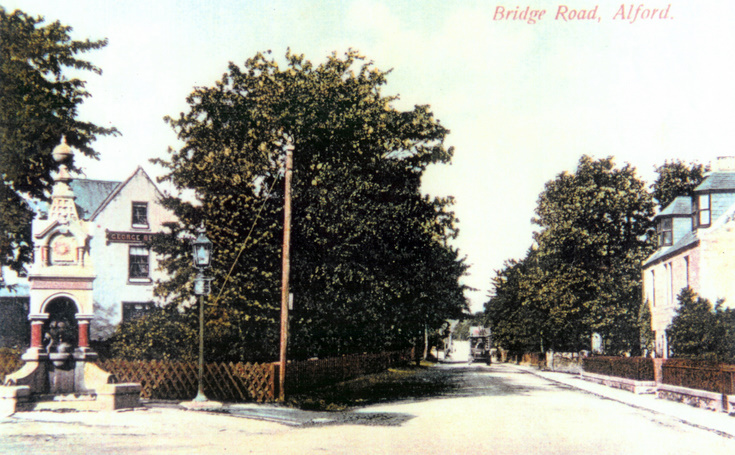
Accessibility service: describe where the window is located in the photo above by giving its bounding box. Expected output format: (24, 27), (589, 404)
(695, 193), (711, 228)
(129, 246), (150, 280)
(657, 218), (672, 247)
(132, 202), (148, 228)
(684, 256), (690, 288)
(664, 264), (669, 306)
(122, 302), (154, 322)
(651, 270), (656, 307)
(668, 262), (674, 306)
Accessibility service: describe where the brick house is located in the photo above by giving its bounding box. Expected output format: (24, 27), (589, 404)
(642, 157), (735, 357)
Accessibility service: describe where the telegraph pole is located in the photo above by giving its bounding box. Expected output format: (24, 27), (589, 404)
(278, 141), (294, 402)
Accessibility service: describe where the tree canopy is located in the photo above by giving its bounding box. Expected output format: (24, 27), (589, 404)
(486, 156), (655, 353)
(149, 50), (468, 362)
(0, 7), (117, 277)
(485, 251), (546, 354)
(651, 160), (708, 210)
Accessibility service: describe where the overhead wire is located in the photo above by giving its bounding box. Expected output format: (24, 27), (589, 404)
(209, 172), (282, 307)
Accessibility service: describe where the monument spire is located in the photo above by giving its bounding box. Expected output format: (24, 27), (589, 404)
(48, 136), (79, 223)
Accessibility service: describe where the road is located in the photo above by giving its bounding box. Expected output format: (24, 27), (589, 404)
(2, 362), (735, 454)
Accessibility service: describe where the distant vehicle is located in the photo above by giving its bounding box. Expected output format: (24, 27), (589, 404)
(468, 326), (492, 365)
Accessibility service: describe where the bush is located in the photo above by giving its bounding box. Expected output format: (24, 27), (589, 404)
(667, 288), (735, 363)
(0, 347), (23, 381)
(107, 307), (197, 361)
(582, 356), (654, 381)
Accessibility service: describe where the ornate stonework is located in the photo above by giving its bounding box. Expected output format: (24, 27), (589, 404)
(28, 137), (96, 344)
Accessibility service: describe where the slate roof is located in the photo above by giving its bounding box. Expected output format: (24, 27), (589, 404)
(656, 196), (692, 218)
(31, 178), (122, 221)
(694, 172), (735, 192)
(643, 230), (699, 267)
(71, 179), (121, 220)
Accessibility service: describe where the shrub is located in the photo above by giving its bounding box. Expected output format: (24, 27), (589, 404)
(582, 356), (654, 381)
(107, 307), (197, 361)
(666, 288), (735, 363)
(0, 347), (23, 381)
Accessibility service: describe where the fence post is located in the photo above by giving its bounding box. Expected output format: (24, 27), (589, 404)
(720, 365), (729, 413)
(272, 362), (280, 402)
(653, 358), (664, 386)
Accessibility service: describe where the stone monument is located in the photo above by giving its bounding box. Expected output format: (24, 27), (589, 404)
(1, 137), (140, 414)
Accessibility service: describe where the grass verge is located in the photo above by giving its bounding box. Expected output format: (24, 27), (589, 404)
(286, 361), (458, 411)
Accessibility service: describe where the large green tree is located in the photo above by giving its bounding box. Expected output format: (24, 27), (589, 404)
(0, 7), (117, 278)
(151, 50), (468, 362)
(531, 156), (655, 352)
(485, 251), (547, 355)
(651, 160), (708, 210)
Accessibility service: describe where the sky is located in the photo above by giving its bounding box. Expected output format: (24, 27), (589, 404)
(6, 0), (735, 312)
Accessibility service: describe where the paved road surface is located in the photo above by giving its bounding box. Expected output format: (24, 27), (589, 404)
(2, 362), (735, 454)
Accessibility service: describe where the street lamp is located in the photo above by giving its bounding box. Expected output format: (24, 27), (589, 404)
(193, 229), (213, 268)
(192, 226), (212, 402)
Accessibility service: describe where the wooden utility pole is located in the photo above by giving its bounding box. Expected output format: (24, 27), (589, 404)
(278, 141), (294, 402)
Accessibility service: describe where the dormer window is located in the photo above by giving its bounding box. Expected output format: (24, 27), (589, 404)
(694, 193), (711, 228)
(657, 218), (672, 247)
(132, 202), (148, 228)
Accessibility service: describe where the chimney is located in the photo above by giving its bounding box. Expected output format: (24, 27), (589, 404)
(713, 156), (735, 172)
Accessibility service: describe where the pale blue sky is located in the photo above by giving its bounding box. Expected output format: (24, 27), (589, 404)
(7, 0), (735, 312)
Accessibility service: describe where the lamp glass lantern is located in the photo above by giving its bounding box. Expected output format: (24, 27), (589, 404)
(192, 231), (213, 268)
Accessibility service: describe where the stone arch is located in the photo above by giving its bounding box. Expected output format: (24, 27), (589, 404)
(41, 293), (81, 314)
(42, 295), (79, 352)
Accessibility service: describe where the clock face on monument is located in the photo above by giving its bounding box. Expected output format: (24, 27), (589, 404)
(51, 235), (76, 264)
(54, 241), (70, 255)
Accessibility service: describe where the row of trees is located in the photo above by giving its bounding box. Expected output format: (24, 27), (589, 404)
(485, 157), (708, 356)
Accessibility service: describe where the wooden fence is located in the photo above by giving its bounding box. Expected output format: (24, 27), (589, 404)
(2, 349), (413, 403)
(661, 358), (735, 395)
(99, 359), (278, 402)
(582, 356), (654, 381)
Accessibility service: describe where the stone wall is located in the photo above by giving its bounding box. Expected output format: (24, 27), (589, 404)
(545, 352), (583, 374)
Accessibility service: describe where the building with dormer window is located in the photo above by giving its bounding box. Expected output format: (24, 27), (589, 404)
(643, 156), (735, 357)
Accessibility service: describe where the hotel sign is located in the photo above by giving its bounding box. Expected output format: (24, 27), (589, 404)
(106, 230), (157, 245)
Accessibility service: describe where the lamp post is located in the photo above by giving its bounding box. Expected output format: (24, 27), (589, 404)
(192, 226), (212, 402)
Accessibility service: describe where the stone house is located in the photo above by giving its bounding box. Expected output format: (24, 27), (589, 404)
(642, 157), (735, 357)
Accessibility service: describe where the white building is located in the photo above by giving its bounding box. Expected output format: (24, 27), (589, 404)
(75, 166), (177, 339)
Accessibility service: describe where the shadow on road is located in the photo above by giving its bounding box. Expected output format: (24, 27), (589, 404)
(287, 362), (562, 413)
(144, 363), (568, 428)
